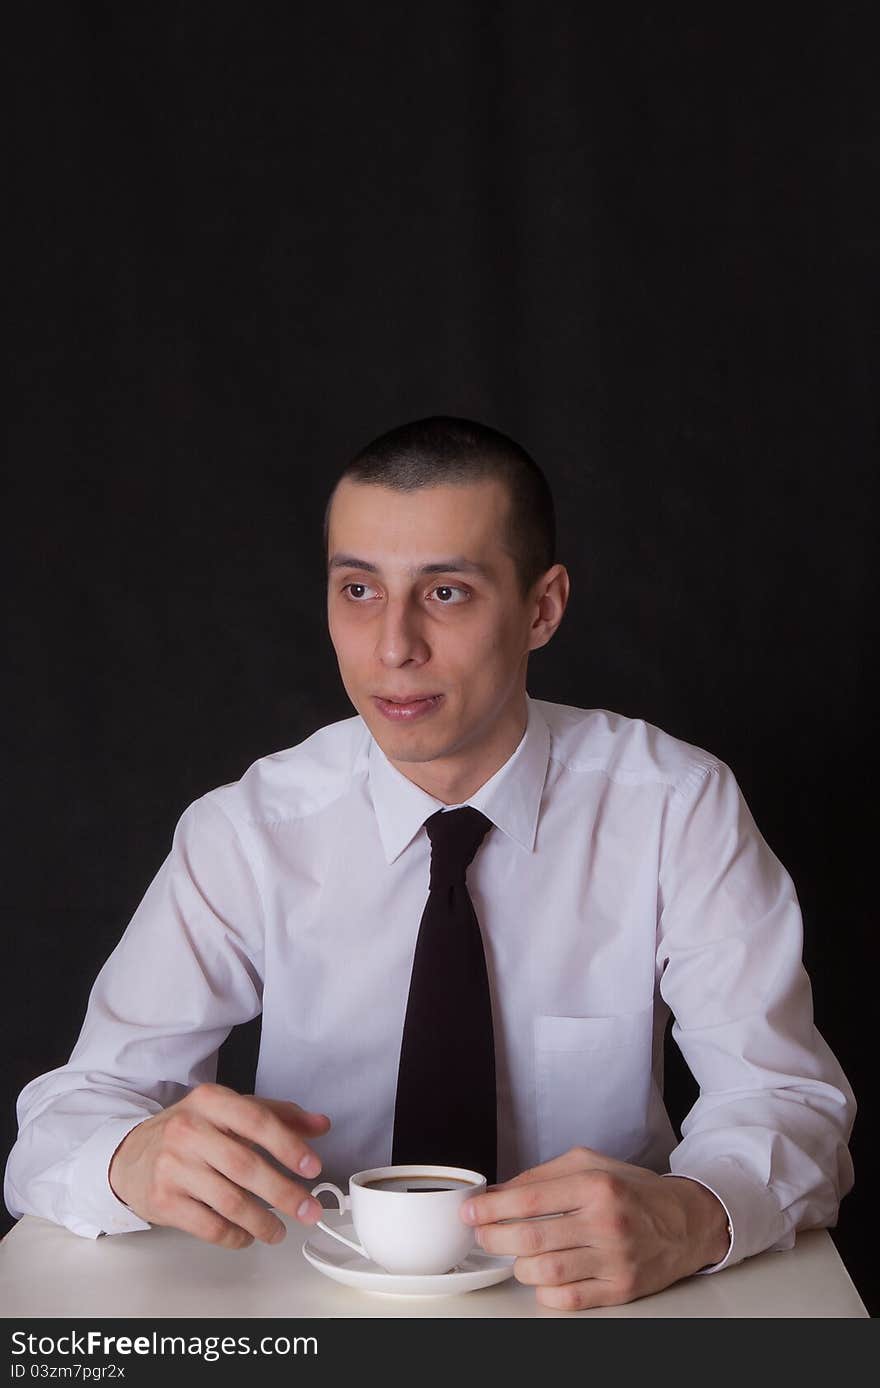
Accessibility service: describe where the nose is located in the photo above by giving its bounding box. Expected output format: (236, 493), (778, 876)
(376, 596), (429, 668)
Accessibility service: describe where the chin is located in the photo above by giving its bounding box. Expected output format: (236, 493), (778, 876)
(385, 742), (445, 765)
(372, 728), (447, 764)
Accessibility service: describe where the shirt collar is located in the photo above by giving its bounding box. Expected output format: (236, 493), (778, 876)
(367, 695), (551, 865)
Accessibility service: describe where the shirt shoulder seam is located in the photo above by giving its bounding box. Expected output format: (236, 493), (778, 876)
(208, 724), (368, 831)
(233, 766), (365, 830)
(546, 750), (721, 795)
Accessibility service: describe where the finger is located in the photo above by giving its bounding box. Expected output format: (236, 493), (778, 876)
(513, 1245), (606, 1288)
(257, 1098), (332, 1133)
(463, 1172), (586, 1226)
(476, 1213), (587, 1258)
(194, 1124), (324, 1225)
(155, 1193), (257, 1251)
(535, 1278), (630, 1312)
(181, 1161), (290, 1245)
(242, 1100), (331, 1168)
(188, 1085), (327, 1179)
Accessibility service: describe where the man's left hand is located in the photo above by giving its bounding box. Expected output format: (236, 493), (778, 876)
(460, 1147), (731, 1310)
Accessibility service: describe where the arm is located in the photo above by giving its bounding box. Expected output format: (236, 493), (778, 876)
(4, 793), (323, 1241)
(658, 758), (855, 1267)
(463, 758), (855, 1307)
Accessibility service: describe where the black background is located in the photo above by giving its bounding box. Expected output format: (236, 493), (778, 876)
(5, 6), (877, 1314)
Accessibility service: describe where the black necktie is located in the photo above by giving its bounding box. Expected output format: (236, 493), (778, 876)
(392, 806), (497, 1182)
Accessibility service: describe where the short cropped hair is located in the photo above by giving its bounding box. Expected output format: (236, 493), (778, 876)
(324, 416), (555, 597)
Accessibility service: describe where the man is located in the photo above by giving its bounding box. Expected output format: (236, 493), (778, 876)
(5, 416), (855, 1310)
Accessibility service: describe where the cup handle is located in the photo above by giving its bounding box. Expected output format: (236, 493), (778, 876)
(310, 1182), (369, 1259)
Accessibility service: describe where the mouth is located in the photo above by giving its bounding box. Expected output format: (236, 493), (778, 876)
(371, 694), (444, 723)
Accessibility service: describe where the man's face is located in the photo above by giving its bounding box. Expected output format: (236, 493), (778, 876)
(326, 478), (540, 781)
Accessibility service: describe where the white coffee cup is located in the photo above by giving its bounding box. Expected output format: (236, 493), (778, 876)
(310, 1163), (486, 1275)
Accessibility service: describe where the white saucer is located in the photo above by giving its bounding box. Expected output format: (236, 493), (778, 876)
(301, 1221), (515, 1296)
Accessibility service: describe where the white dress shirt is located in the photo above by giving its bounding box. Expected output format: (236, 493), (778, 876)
(5, 697), (855, 1272)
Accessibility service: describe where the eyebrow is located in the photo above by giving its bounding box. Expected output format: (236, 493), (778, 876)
(328, 554), (491, 578)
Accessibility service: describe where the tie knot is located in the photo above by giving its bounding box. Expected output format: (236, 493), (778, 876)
(426, 806), (493, 889)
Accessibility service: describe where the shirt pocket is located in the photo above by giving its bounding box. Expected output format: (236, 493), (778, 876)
(533, 1005), (654, 1165)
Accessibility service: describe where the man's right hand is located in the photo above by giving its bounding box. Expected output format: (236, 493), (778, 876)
(107, 1082), (332, 1249)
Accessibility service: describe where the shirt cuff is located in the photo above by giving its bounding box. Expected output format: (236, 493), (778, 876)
(664, 1156), (789, 1273)
(62, 1117), (154, 1238)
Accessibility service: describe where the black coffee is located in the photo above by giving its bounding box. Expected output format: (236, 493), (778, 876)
(361, 1175), (477, 1194)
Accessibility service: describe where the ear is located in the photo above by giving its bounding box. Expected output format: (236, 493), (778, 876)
(527, 565), (570, 652)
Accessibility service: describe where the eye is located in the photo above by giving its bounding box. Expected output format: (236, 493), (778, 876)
(342, 582), (378, 601)
(339, 581), (468, 605)
(429, 585), (468, 604)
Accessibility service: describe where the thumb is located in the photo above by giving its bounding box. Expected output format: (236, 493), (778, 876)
(501, 1145), (624, 1187)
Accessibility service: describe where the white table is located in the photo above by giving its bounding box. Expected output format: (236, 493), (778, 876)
(0, 1214), (868, 1318)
